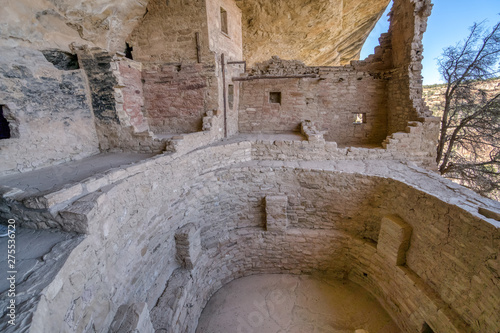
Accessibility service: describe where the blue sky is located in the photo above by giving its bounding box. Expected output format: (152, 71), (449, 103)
(360, 0), (500, 85)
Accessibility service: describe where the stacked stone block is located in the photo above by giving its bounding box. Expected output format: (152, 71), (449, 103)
(265, 195), (288, 232)
(7, 140), (496, 333)
(175, 223), (202, 270)
(377, 215), (412, 266)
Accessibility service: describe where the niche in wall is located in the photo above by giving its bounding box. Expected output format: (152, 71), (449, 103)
(269, 92), (281, 104)
(125, 42), (134, 60)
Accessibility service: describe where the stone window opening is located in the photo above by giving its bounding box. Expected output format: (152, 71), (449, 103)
(0, 105), (11, 139)
(125, 43), (134, 60)
(353, 113), (366, 124)
(228, 84), (234, 109)
(220, 7), (228, 35)
(269, 92), (281, 104)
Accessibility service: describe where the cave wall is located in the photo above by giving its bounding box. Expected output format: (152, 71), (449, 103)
(127, 0), (209, 63)
(0, 47), (99, 176)
(0, 0), (148, 54)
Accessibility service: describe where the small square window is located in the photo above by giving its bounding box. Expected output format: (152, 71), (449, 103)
(269, 92), (281, 104)
(353, 113), (366, 124)
(220, 8), (228, 35)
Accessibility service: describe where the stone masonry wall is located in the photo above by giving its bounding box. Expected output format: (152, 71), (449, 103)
(0, 47), (99, 176)
(127, 0), (211, 63)
(206, 0), (243, 61)
(127, 0), (243, 137)
(76, 46), (167, 153)
(142, 62), (218, 134)
(18, 142), (499, 333)
(238, 61), (388, 146)
(248, 118), (438, 170)
(207, 0), (244, 137)
(385, 0), (433, 133)
(352, 0), (433, 136)
(113, 58), (149, 133)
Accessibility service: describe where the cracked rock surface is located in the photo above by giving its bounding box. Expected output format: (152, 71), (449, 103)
(0, 227), (83, 332)
(196, 274), (400, 333)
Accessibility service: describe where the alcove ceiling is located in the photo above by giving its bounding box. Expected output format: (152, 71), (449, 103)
(1, 0), (390, 65)
(236, 0), (391, 65)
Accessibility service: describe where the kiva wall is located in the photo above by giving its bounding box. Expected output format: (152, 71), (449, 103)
(17, 143), (499, 333)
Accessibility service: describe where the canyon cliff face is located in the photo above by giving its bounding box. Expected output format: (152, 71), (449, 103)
(424, 78), (500, 116)
(1, 0), (389, 64)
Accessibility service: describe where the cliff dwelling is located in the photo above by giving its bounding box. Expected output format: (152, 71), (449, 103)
(0, 0), (499, 332)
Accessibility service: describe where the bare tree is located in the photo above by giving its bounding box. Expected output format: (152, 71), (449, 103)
(436, 19), (500, 200)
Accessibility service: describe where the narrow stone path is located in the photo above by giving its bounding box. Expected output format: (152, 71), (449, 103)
(0, 152), (155, 196)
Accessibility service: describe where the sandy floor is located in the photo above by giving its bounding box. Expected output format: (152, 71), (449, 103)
(196, 274), (400, 333)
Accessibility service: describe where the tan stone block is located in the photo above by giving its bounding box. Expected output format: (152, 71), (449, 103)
(377, 215), (412, 266)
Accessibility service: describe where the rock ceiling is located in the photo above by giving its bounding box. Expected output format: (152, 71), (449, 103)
(0, 0), (390, 65)
(236, 0), (391, 65)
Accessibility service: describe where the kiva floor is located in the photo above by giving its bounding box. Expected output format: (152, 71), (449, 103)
(196, 274), (400, 333)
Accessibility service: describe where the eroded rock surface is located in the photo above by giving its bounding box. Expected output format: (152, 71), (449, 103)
(0, 0), (148, 52)
(2, 0), (389, 66)
(236, 0), (391, 66)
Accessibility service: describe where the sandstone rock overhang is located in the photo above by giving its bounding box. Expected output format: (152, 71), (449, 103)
(1, 0), (390, 66)
(236, 0), (392, 66)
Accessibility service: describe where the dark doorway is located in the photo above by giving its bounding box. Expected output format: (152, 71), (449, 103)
(0, 106), (11, 139)
(125, 43), (134, 60)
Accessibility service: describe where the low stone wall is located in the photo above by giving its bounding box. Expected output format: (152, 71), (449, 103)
(238, 62), (388, 146)
(5, 142), (497, 333)
(252, 117), (439, 170)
